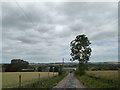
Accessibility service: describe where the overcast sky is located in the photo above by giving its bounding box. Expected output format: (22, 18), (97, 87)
(1, 1), (118, 63)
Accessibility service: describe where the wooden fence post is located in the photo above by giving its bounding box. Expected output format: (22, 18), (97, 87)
(48, 72), (49, 78)
(53, 71), (54, 77)
(93, 79), (94, 88)
(19, 75), (21, 88)
(39, 73), (40, 80)
(53, 67), (54, 77)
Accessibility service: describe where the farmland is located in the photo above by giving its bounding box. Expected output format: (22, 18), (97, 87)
(75, 70), (119, 88)
(86, 70), (118, 81)
(0, 73), (2, 89)
(2, 72), (58, 88)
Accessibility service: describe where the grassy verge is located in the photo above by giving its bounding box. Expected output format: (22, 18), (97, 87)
(36, 73), (67, 88)
(74, 72), (119, 88)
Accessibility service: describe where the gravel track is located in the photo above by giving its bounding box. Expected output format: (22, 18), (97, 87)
(53, 73), (86, 89)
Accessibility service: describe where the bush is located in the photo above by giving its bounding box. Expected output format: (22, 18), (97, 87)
(58, 66), (64, 75)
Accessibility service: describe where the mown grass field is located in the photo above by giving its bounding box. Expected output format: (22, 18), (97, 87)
(2, 72), (58, 88)
(75, 70), (119, 88)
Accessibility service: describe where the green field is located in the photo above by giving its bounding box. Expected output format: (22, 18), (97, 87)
(86, 70), (118, 81)
(75, 70), (119, 88)
(2, 72), (58, 88)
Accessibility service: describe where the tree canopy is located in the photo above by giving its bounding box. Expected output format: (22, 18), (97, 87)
(70, 34), (92, 63)
(4, 59), (29, 72)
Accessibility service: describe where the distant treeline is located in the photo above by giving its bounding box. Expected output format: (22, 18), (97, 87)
(2, 59), (119, 72)
(86, 63), (120, 71)
(2, 59), (60, 72)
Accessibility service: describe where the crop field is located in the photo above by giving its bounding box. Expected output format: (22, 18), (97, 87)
(86, 70), (118, 81)
(2, 72), (58, 88)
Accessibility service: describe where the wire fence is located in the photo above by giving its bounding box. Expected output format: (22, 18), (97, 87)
(18, 72), (58, 88)
(2, 72), (58, 88)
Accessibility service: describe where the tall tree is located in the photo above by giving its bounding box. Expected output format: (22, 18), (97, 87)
(38, 66), (42, 72)
(70, 34), (92, 75)
(54, 66), (59, 72)
(49, 66), (53, 72)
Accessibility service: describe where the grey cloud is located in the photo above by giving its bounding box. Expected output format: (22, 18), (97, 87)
(2, 2), (118, 63)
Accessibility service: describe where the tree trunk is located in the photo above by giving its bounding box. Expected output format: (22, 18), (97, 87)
(78, 61), (85, 76)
